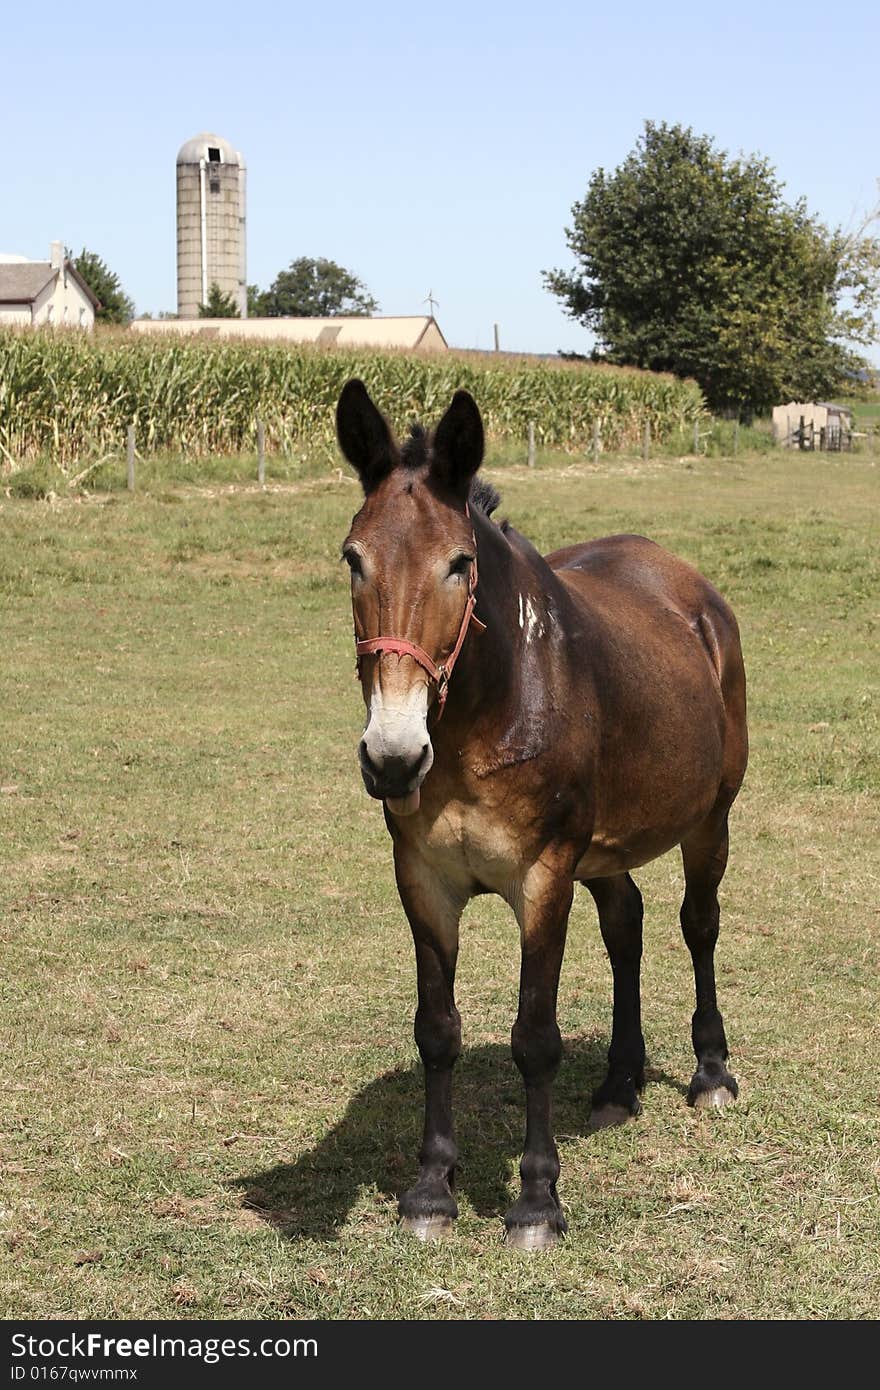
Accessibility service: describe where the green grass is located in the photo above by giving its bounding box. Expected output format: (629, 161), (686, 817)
(1, 446), (878, 1319)
(838, 394), (880, 433)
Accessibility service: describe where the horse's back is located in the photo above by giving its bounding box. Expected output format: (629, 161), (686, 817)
(548, 532), (723, 620)
(547, 533), (743, 700)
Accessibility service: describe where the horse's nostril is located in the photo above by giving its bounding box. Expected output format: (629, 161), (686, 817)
(359, 740), (379, 779)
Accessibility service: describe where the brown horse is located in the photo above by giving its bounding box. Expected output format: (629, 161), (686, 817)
(336, 379), (748, 1251)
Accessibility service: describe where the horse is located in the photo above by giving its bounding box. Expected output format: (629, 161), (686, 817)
(336, 379), (748, 1251)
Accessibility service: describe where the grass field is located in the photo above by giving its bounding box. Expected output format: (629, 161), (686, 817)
(1, 444), (878, 1319)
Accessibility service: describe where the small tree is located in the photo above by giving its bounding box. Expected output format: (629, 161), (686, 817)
(544, 122), (879, 414)
(252, 257), (378, 317)
(71, 248), (135, 324)
(247, 284), (267, 317)
(198, 282), (241, 318)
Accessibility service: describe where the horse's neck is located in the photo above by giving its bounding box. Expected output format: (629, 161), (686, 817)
(436, 512), (570, 768)
(455, 510), (555, 706)
(475, 511), (565, 628)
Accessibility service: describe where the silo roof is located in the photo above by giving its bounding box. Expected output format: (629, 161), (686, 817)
(177, 132), (245, 167)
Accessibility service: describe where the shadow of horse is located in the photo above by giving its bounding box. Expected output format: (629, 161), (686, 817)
(233, 1039), (686, 1241)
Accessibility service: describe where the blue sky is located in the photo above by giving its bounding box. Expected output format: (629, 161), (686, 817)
(4, 0), (878, 354)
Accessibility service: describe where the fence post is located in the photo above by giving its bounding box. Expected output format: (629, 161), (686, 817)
(527, 421), (536, 468)
(126, 424), (135, 492)
(257, 420), (265, 486)
(642, 420), (650, 461)
(592, 418), (600, 463)
(733, 418), (740, 455)
(693, 420), (699, 455)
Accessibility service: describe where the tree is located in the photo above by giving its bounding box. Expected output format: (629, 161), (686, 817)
(544, 122), (880, 414)
(198, 282), (240, 318)
(247, 284), (266, 317)
(71, 248), (135, 324)
(250, 257), (378, 318)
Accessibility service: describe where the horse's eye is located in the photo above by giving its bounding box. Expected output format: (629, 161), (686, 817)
(448, 553), (473, 580)
(343, 549), (364, 578)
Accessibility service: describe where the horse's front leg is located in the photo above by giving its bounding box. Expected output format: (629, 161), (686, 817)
(394, 844), (466, 1239)
(505, 865), (573, 1251)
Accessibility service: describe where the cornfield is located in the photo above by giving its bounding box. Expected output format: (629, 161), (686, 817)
(0, 328), (705, 467)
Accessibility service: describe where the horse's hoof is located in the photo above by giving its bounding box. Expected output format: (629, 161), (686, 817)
(504, 1222), (561, 1253)
(399, 1213), (454, 1241)
(588, 1102), (639, 1131)
(692, 1085), (736, 1112)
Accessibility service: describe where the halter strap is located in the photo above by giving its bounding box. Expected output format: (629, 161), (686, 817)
(354, 511), (486, 721)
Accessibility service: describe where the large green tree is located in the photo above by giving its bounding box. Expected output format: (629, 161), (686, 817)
(544, 122), (879, 413)
(71, 249), (135, 324)
(250, 257), (378, 318)
(198, 282), (240, 317)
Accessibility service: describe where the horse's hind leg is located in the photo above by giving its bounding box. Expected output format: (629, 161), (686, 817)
(680, 810), (738, 1109)
(584, 874), (645, 1129)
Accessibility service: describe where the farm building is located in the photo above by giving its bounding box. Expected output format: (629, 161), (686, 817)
(772, 401), (853, 449)
(0, 243), (99, 328)
(131, 314), (448, 351)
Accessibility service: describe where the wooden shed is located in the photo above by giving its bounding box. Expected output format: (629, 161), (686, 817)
(772, 401), (853, 450)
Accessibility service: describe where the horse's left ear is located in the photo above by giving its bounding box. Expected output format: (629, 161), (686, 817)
(431, 390), (484, 497)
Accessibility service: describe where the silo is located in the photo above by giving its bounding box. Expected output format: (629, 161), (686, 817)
(176, 133), (247, 319)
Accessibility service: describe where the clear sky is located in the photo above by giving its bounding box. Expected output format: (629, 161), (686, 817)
(3, 0), (878, 355)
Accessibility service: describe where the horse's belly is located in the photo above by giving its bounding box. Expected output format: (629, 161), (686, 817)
(575, 825), (693, 879)
(575, 766), (720, 879)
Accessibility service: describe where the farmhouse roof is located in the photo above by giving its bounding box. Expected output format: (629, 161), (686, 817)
(0, 260), (100, 309)
(0, 262), (56, 303)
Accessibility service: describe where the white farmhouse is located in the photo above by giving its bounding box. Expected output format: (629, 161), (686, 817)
(0, 242), (99, 328)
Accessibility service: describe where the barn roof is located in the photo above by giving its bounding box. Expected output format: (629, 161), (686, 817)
(131, 315), (448, 350)
(282, 316), (447, 349)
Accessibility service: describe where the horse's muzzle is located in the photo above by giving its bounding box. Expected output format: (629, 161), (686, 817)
(358, 741), (431, 802)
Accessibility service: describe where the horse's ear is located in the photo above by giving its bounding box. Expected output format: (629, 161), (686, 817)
(336, 379), (398, 492)
(430, 390), (484, 497)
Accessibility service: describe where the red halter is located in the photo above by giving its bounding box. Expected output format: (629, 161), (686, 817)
(354, 516), (487, 721)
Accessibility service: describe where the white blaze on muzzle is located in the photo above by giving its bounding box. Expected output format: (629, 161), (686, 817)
(360, 676), (434, 817)
(363, 680), (432, 768)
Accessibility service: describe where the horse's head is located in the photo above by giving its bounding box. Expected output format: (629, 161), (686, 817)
(337, 379), (485, 816)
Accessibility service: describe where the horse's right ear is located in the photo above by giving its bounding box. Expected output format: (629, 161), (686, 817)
(336, 379), (397, 492)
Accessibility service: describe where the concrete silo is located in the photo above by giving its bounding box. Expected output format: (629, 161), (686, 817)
(176, 133), (247, 318)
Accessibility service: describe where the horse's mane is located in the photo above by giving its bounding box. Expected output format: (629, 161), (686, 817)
(400, 424), (501, 520)
(469, 477), (501, 517)
(401, 425), (428, 469)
